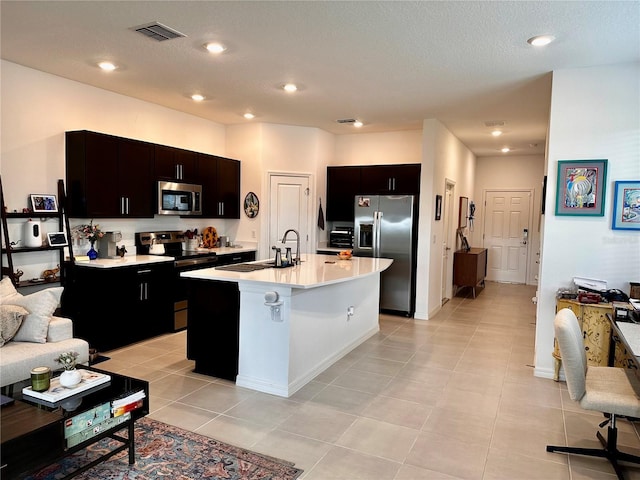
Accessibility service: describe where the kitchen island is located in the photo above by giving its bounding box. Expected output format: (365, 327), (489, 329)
(181, 254), (392, 397)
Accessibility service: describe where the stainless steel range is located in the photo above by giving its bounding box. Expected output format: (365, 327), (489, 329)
(135, 231), (219, 331)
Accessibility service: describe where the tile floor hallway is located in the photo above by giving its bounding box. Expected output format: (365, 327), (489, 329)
(97, 282), (640, 479)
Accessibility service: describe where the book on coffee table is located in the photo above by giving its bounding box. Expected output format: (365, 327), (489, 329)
(22, 370), (111, 405)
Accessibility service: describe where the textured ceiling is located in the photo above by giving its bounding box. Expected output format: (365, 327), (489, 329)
(1, 1), (638, 157)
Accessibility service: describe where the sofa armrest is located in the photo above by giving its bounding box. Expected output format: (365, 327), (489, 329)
(47, 316), (73, 343)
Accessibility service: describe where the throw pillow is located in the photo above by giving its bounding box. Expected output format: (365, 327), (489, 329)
(0, 304), (28, 347)
(0, 276), (18, 299)
(11, 287), (64, 343)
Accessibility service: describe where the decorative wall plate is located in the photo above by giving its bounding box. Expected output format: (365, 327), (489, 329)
(244, 192), (259, 218)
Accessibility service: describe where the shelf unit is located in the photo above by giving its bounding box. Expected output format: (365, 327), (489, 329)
(1, 177), (74, 288)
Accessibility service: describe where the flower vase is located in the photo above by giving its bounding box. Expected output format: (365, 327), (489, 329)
(59, 369), (82, 388)
(87, 242), (98, 260)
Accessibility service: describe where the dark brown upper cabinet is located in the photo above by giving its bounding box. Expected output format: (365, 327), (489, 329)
(66, 131), (154, 218)
(360, 164), (421, 195)
(154, 145), (198, 183)
(197, 154), (241, 219)
(326, 164), (421, 222)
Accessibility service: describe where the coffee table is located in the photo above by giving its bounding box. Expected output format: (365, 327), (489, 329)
(1, 365), (149, 479)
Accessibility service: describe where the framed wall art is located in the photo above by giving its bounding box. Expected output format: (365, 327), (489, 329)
(611, 180), (640, 231)
(435, 194), (442, 221)
(459, 196), (468, 228)
(30, 194), (58, 213)
(555, 159), (607, 216)
(244, 191), (259, 218)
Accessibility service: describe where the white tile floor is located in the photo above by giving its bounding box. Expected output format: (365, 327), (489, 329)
(97, 282), (640, 479)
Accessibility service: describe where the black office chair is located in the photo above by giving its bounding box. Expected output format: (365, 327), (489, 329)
(547, 308), (640, 479)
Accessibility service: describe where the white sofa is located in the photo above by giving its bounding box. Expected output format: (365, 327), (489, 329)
(0, 315), (89, 388)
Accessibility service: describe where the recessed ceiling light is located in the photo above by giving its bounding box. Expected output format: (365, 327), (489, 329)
(353, 120), (363, 128)
(98, 62), (117, 71)
(191, 94), (205, 102)
(283, 83), (298, 93)
(501, 147), (511, 153)
(244, 112), (255, 120)
(527, 35), (555, 47)
(491, 130), (502, 137)
(204, 42), (226, 54)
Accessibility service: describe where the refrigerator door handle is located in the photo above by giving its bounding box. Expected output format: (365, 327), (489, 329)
(374, 211), (382, 257)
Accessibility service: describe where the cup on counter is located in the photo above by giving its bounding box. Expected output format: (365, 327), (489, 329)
(30, 366), (51, 392)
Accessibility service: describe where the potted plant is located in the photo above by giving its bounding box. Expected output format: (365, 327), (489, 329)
(55, 351), (82, 387)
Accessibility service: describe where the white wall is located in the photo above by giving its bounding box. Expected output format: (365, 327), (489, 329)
(226, 123), (335, 259)
(0, 60), (227, 279)
(333, 130), (423, 166)
(423, 119), (476, 319)
(474, 154), (545, 285)
(535, 62), (640, 379)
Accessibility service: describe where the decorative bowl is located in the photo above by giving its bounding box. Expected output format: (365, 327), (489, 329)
(337, 251), (352, 260)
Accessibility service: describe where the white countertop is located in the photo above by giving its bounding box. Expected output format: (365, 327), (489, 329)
(180, 253), (393, 289)
(73, 246), (257, 269)
(73, 255), (176, 268)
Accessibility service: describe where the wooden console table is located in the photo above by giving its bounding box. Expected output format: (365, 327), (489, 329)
(453, 248), (487, 298)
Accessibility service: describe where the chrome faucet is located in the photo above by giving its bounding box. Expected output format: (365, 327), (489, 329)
(282, 229), (301, 265)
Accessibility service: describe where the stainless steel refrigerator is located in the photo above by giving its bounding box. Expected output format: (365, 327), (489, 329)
(353, 195), (417, 316)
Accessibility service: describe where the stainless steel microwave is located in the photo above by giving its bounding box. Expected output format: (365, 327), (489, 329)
(157, 181), (202, 216)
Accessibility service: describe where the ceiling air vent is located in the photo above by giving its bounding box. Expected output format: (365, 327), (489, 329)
(484, 120), (505, 128)
(337, 118), (357, 124)
(134, 22), (186, 42)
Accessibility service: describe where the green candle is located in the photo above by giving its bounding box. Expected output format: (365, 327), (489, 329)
(30, 366), (51, 392)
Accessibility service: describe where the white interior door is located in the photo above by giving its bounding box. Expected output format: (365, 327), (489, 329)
(269, 174), (310, 257)
(442, 183), (454, 302)
(483, 190), (531, 283)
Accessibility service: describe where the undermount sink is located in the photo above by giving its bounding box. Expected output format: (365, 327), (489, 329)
(216, 260), (298, 272)
(215, 263), (273, 272)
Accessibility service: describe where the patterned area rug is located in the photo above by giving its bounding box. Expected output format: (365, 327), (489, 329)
(26, 417), (303, 480)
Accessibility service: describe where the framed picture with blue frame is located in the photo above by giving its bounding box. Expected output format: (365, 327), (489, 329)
(611, 180), (640, 231)
(555, 159), (607, 216)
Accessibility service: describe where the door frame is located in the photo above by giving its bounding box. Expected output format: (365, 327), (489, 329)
(265, 171), (314, 260)
(442, 179), (456, 302)
(481, 188), (534, 284)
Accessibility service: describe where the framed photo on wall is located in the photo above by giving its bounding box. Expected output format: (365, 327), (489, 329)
(30, 194), (58, 213)
(555, 159), (607, 216)
(611, 180), (640, 230)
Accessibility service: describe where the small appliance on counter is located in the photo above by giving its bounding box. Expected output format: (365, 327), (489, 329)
(98, 231), (123, 258)
(329, 226), (353, 248)
(23, 218), (42, 247)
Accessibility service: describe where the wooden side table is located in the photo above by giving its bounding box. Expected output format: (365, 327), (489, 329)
(453, 248), (488, 298)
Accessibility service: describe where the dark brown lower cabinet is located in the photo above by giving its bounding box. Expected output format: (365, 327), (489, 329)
(186, 279), (240, 381)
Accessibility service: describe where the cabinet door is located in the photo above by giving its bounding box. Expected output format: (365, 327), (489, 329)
(155, 145), (198, 182)
(198, 153), (219, 217)
(132, 263), (173, 339)
(118, 139), (154, 217)
(361, 165), (421, 194)
(581, 304), (612, 367)
(198, 154), (240, 219)
(187, 279), (240, 380)
(326, 166), (361, 221)
(66, 131), (120, 217)
(217, 157), (240, 218)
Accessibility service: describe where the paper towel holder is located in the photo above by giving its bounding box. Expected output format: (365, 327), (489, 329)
(264, 291), (283, 322)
